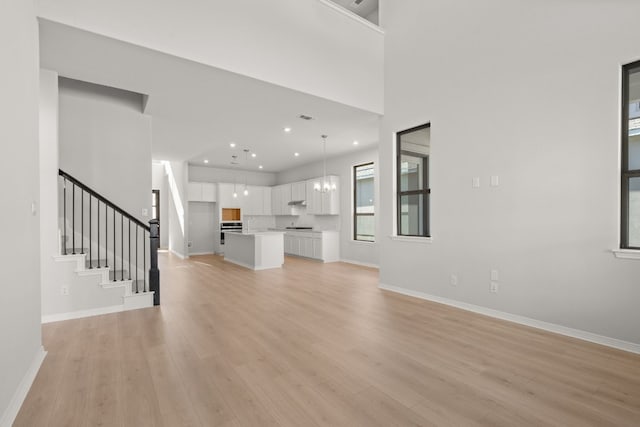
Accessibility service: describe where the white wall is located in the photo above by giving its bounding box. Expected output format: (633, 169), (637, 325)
(380, 0), (640, 345)
(189, 165), (277, 187)
(188, 202), (216, 255)
(166, 161), (188, 258)
(58, 78), (152, 223)
(277, 148), (379, 267)
(152, 163), (169, 248)
(36, 0), (384, 114)
(0, 1), (44, 425)
(39, 69), (61, 318)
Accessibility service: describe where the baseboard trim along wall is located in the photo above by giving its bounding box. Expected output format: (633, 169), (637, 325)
(41, 304), (123, 324)
(169, 249), (186, 259)
(0, 346), (47, 427)
(379, 283), (640, 355)
(340, 259), (380, 269)
(188, 251), (215, 256)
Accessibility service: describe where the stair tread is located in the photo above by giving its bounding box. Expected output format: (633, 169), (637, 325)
(62, 248), (88, 255)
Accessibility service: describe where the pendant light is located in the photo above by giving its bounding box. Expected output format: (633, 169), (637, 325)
(243, 149), (250, 196)
(231, 155), (238, 198)
(315, 134), (335, 193)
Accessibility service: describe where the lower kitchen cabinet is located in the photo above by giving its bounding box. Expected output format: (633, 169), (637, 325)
(283, 231), (339, 262)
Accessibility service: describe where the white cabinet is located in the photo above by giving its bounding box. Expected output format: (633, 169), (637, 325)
(271, 183), (296, 216)
(217, 183), (241, 208)
(291, 181), (306, 201)
(188, 182), (217, 202)
(305, 175), (339, 215)
(243, 186), (272, 216)
(283, 231), (339, 262)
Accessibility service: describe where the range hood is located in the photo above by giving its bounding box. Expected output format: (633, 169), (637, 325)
(287, 200), (306, 206)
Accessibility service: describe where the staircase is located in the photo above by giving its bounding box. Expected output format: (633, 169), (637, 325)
(47, 169), (160, 321)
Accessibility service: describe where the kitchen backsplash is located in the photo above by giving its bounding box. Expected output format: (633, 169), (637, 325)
(275, 212), (340, 231)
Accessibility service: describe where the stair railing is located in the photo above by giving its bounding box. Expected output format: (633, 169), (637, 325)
(58, 169), (160, 305)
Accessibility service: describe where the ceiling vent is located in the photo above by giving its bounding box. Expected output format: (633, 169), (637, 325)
(299, 114), (313, 121)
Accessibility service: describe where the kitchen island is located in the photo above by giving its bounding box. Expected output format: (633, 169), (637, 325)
(223, 231), (285, 270)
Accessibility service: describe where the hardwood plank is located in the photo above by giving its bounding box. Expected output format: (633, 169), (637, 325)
(13, 253), (640, 426)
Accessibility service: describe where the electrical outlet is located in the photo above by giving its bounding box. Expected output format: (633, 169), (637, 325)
(450, 274), (458, 286)
(61, 286), (69, 296)
(490, 269), (499, 281)
(490, 282), (499, 293)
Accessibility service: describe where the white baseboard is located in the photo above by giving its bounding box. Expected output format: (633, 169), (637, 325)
(0, 346), (47, 427)
(188, 251), (215, 256)
(41, 304), (123, 324)
(341, 258), (379, 269)
(379, 283), (640, 355)
(169, 249), (186, 259)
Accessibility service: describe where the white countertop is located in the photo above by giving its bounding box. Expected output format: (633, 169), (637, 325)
(226, 230), (285, 237)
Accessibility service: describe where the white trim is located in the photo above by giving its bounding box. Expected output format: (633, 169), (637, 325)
(169, 249), (186, 259)
(389, 235), (433, 244)
(341, 258), (379, 269)
(0, 346), (47, 427)
(188, 251), (215, 256)
(316, 0), (384, 34)
(350, 239), (376, 245)
(378, 283), (640, 355)
(42, 305), (123, 324)
(611, 249), (640, 259)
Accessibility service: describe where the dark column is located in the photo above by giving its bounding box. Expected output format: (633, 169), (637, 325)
(149, 219), (160, 305)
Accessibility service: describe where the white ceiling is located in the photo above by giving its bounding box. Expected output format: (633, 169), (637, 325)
(331, 0), (379, 22)
(39, 19), (381, 173)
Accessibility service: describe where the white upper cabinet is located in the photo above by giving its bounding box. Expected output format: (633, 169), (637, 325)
(271, 183), (293, 216)
(188, 182), (217, 202)
(291, 181), (306, 201)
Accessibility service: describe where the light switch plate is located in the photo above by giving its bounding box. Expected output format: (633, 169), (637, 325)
(490, 175), (500, 187)
(491, 269), (499, 281)
(472, 177), (480, 188)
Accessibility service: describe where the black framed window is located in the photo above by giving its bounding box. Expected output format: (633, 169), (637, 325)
(354, 162), (375, 242)
(397, 123), (430, 237)
(622, 61), (640, 249)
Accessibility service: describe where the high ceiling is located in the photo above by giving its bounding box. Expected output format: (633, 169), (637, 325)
(39, 19), (381, 173)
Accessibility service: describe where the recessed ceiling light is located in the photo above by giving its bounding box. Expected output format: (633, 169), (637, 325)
(259, 165), (263, 169)
(353, 140), (359, 145)
(229, 142), (236, 148)
(251, 153), (257, 158)
(284, 127), (292, 133)
(294, 152), (300, 157)
(204, 159), (209, 164)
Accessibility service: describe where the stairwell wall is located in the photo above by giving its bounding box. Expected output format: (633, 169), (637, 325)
(0, 1), (44, 426)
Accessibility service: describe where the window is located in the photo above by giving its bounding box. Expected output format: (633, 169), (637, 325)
(622, 61), (640, 249)
(354, 162), (375, 241)
(397, 123), (430, 237)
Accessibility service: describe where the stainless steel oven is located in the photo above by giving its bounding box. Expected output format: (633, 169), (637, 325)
(220, 222), (243, 245)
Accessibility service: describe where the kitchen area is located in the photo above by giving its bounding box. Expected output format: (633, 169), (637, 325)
(186, 173), (341, 270)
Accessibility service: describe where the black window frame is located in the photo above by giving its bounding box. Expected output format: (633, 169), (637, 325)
(353, 162), (375, 242)
(396, 123), (431, 238)
(621, 60), (640, 249)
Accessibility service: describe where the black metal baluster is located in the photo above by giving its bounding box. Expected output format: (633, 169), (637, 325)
(121, 213), (124, 281)
(72, 183), (76, 254)
(128, 219), (131, 280)
(97, 200), (100, 268)
(89, 194), (92, 267)
(144, 233), (147, 292)
(105, 204), (108, 268)
(63, 178), (67, 255)
(113, 207), (116, 282)
(81, 189), (84, 254)
(136, 225), (139, 293)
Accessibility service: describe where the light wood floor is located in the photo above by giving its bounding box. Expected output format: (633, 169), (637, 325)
(15, 253), (640, 426)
